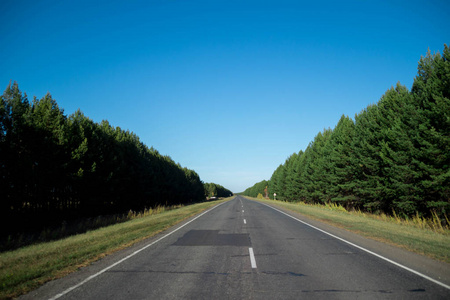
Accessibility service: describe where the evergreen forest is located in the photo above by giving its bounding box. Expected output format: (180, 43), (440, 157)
(0, 84), (232, 241)
(204, 182), (233, 199)
(243, 45), (449, 218)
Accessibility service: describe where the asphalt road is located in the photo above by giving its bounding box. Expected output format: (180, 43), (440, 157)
(22, 196), (450, 299)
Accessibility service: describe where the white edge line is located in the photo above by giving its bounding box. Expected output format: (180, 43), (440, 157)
(249, 247), (257, 268)
(258, 201), (450, 291)
(49, 201), (227, 300)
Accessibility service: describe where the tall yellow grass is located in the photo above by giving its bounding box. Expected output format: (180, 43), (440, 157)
(301, 201), (449, 234)
(126, 204), (183, 219)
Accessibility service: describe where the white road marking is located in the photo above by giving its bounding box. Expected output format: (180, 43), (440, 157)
(258, 202), (450, 291)
(249, 247), (257, 268)
(48, 201), (228, 300)
(244, 219), (247, 224)
(242, 210), (244, 213)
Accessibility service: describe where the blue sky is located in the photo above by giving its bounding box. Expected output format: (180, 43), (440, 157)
(1, 0), (449, 192)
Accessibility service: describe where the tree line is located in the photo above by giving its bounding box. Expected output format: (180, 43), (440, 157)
(243, 45), (449, 218)
(0, 83), (230, 236)
(204, 182), (233, 199)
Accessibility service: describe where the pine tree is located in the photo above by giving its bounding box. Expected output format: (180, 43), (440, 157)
(326, 115), (357, 208)
(410, 45), (450, 215)
(269, 164), (287, 200)
(351, 104), (387, 212)
(298, 130), (332, 204)
(29, 93), (68, 213)
(376, 83), (420, 215)
(0, 82), (31, 221)
(284, 151), (304, 201)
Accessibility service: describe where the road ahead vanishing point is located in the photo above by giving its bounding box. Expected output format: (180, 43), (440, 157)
(22, 196), (450, 299)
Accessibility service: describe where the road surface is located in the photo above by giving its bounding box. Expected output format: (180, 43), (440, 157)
(22, 196), (450, 299)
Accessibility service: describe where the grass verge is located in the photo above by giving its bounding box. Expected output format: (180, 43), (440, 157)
(248, 197), (450, 263)
(0, 198), (229, 300)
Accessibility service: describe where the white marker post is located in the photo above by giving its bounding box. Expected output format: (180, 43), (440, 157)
(274, 193), (276, 201)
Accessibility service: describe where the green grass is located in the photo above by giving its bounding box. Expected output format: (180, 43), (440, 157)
(248, 197), (450, 263)
(0, 199), (229, 300)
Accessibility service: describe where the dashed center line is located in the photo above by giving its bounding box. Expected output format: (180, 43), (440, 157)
(243, 219), (247, 224)
(249, 247), (257, 268)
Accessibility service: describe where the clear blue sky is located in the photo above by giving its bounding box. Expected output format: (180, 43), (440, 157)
(1, 0), (449, 192)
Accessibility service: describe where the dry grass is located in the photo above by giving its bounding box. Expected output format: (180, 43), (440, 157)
(319, 202), (449, 234)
